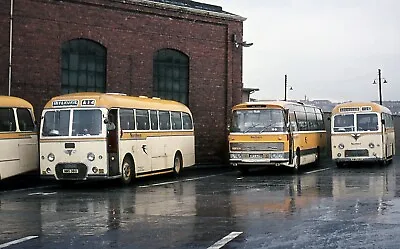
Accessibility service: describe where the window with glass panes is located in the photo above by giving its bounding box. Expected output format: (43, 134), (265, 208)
(153, 49), (189, 105)
(61, 39), (106, 94)
(17, 108), (35, 132)
(0, 108), (16, 132)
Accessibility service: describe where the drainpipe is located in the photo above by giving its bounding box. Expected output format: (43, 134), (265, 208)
(8, 0), (14, 96)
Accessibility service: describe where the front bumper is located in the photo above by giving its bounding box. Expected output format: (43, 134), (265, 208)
(333, 157), (383, 163)
(230, 159), (290, 167)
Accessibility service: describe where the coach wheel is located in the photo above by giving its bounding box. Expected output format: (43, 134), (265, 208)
(121, 157), (134, 185)
(173, 153), (182, 176)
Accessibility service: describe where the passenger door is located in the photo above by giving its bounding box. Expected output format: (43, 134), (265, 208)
(107, 109), (119, 176)
(381, 116), (388, 160)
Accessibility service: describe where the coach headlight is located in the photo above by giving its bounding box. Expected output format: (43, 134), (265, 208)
(271, 153), (284, 159)
(47, 153), (55, 162)
(338, 143), (345, 149)
(87, 152), (96, 161)
(369, 143), (375, 149)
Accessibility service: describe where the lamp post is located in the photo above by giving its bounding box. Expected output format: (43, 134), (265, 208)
(373, 68), (388, 105)
(284, 74), (293, 101)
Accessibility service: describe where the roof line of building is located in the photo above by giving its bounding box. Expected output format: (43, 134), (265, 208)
(126, 0), (247, 21)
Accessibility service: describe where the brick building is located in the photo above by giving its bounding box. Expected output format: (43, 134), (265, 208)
(0, 0), (246, 163)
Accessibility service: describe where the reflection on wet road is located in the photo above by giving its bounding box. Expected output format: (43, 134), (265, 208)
(1, 159), (400, 248)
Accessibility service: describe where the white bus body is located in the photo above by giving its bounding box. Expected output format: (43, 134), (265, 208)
(40, 93), (195, 184)
(331, 102), (395, 167)
(0, 96), (38, 180)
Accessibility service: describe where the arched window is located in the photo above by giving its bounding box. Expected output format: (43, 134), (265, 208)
(61, 39), (106, 94)
(153, 49), (189, 105)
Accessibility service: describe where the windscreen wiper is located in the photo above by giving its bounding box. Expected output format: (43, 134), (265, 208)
(244, 123), (260, 133)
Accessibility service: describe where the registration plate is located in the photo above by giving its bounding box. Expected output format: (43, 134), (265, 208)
(249, 154), (263, 159)
(63, 168), (79, 174)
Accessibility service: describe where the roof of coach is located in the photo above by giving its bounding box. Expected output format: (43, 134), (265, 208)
(43, 92), (191, 113)
(0, 96), (34, 109)
(331, 102), (391, 114)
(232, 100), (321, 111)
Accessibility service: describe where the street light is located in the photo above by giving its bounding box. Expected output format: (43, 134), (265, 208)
(232, 34), (254, 48)
(372, 68), (388, 105)
(284, 74), (293, 101)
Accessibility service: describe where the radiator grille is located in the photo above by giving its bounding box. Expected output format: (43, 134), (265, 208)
(230, 142), (284, 151)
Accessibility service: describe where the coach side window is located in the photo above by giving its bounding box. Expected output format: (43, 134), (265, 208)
(0, 108), (16, 132)
(16, 108), (35, 131)
(382, 113), (387, 127)
(171, 112), (182, 130)
(389, 114), (394, 128)
(120, 109), (135, 130)
(136, 109), (150, 130)
(296, 111), (308, 131)
(159, 111), (171, 130)
(382, 113), (394, 128)
(150, 110), (159, 130)
(305, 107), (317, 131)
(182, 113), (193, 130)
(288, 111), (298, 132)
(316, 110), (324, 130)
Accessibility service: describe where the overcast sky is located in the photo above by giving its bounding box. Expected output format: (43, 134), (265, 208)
(200, 0), (400, 102)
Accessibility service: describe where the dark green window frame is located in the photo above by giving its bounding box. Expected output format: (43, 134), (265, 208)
(61, 39), (107, 94)
(153, 49), (189, 105)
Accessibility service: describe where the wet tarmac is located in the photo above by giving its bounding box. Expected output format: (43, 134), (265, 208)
(1, 158), (400, 248)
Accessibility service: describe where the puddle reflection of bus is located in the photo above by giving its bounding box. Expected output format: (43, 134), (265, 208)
(332, 168), (396, 200)
(39, 183), (197, 246)
(331, 166), (396, 219)
(231, 174), (321, 216)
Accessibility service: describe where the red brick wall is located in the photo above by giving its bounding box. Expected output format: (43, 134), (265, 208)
(0, 0), (244, 164)
(0, 0), (10, 94)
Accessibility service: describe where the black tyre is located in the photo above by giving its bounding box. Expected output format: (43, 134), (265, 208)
(121, 157), (134, 185)
(173, 154), (183, 176)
